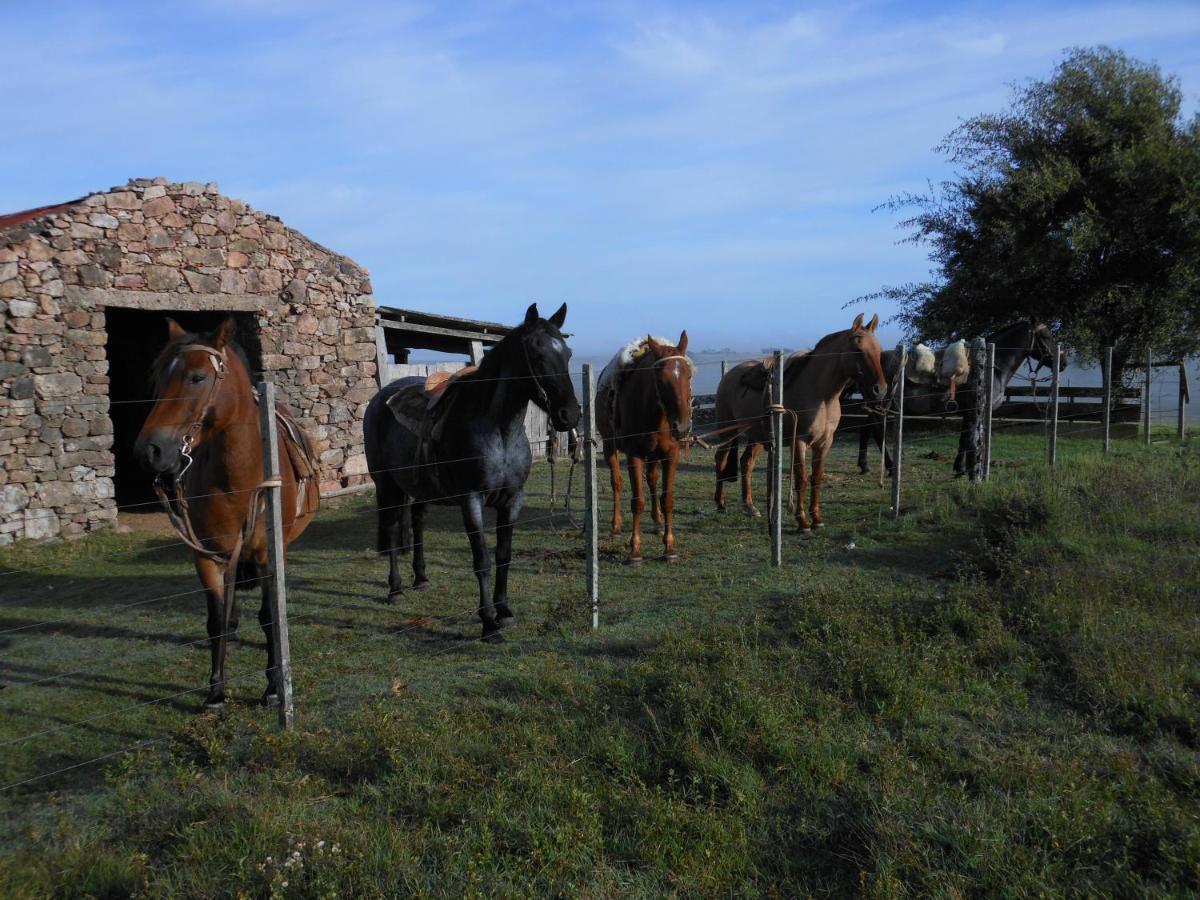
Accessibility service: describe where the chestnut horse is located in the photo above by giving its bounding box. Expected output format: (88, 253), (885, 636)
(597, 333), (693, 561)
(135, 318), (319, 709)
(713, 314), (886, 532)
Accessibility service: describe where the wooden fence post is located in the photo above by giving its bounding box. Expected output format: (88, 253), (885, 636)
(1049, 343), (1061, 466)
(1144, 347), (1153, 447)
(770, 350), (784, 566)
(720, 359), (728, 379)
(891, 346), (906, 518)
(257, 379), (293, 730)
(1103, 346), (1113, 454)
(1179, 363), (1189, 442)
(581, 364), (599, 630)
(984, 342), (996, 481)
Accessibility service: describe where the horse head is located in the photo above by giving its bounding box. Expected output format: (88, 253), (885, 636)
(845, 313), (887, 401)
(519, 302), (581, 431)
(134, 316), (250, 478)
(644, 330), (694, 441)
(1030, 322), (1068, 371)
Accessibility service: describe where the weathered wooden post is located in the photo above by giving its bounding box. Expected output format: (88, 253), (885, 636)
(1178, 363), (1189, 442)
(891, 346), (906, 519)
(720, 359), (728, 379)
(581, 365), (599, 630)
(770, 350), (784, 566)
(1102, 346), (1113, 453)
(1144, 347), (1153, 447)
(984, 342), (996, 481)
(1049, 342), (1061, 466)
(256, 379), (293, 730)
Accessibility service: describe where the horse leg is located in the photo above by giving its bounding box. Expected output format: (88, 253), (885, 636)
(411, 500), (431, 590)
(645, 459), (662, 534)
(461, 494), (500, 640)
(252, 553), (282, 707)
(375, 476), (409, 603)
(196, 556), (234, 709)
(741, 442), (763, 517)
(661, 446), (680, 559)
(792, 442), (811, 533)
(810, 443), (828, 529)
(627, 455), (646, 561)
(714, 437), (737, 512)
(857, 417), (871, 475)
(605, 441), (623, 536)
(492, 494), (523, 626)
(954, 415), (970, 476)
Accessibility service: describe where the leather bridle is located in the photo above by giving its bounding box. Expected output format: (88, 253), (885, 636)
(166, 343), (228, 481)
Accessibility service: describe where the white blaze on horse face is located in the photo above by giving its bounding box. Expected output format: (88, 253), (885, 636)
(549, 337), (565, 356)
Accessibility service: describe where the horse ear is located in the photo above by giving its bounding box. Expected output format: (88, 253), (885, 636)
(644, 334), (662, 354)
(524, 303), (540, 327)
(851, 313), (865, 332)
(166, 317), (185, 340)
(677, 330), (688, 354)
(212, 316), (236, 350)
(548, 302), (567, 329)
(866, 314), (879, 333)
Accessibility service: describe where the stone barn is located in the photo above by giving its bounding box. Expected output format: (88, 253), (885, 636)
(0, 178), (379, 544)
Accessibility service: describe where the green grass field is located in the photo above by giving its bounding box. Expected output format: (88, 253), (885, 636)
(0, 426), (1197, 897)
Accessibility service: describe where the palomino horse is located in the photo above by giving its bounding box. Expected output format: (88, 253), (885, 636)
(596, 332), (694, 562)
(363, 303), (580, 641)
(851, 321), (1065, 475)
(713, 314), (887, 531)
(135, 318), (319, 709)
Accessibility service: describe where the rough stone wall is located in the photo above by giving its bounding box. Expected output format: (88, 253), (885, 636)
(0, 177), (377, 544)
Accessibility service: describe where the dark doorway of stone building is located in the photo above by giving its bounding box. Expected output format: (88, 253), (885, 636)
(104, 308), (263, 509)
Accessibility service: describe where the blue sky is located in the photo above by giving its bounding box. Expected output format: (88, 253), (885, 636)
(3, 1), (1198, 353)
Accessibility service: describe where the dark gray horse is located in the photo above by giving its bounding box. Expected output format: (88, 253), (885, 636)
(851, 321), (1065, 476)
(363, 303), (580, 641)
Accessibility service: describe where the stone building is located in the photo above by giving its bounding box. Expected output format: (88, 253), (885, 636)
(0, 178), (378, 544)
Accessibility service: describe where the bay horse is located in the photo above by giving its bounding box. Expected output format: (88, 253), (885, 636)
(135, 317), (319, 709)
(363, 303), (580, 641)
(596, 332), (693, 562)
(851, 320), (1065, 475)
(713, 314), (886, 531)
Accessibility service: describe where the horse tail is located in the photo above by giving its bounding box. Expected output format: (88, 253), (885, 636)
(374, 477), (411, 557)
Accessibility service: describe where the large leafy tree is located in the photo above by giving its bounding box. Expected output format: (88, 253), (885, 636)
(874, 47), (1200, 381)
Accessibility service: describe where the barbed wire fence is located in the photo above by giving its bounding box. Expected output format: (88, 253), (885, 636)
(0, 344), (1192, 793)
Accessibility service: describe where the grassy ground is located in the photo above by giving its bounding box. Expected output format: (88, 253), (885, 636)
(0, 424), (1197, 897)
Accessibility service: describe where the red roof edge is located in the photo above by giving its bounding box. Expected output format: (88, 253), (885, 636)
(0, 197), (90, 232)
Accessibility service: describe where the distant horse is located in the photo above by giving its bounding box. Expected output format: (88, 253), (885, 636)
(135, 317), (319, 709)
(713, 314), (887, 532)
(363, 303), (581, 641)
(597, 332), (694, 561)
(852, 320), (1065, 475)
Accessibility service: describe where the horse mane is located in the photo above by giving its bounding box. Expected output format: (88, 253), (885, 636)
(610, 336), (695, 373)
(782, 327), (850, 384)
(150, 330), (252, 391)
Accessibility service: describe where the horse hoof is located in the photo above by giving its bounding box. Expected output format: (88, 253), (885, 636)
(745, 506), (761, 518)
(798, 527), (812, 535)
(263, 692), (281, 709)
(412, 578), (432, 591)
(385, 590), (404, 605)
(627, 555), (644, 566)
(812, 522), (825, 529)
(202, 700), (226, 714)
(663, 553), (679, 563)
(497, 614), (516, 629)
(481, 629), (506, 644)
